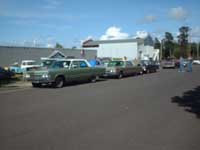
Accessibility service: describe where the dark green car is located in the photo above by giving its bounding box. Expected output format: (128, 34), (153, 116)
(104, 60), (143, 78)
(27, 59), (105, 88)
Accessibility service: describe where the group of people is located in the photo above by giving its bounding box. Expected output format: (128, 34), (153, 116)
(179, 56), (193, 72)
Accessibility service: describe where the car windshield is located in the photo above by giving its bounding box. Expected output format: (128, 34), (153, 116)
(26, 61), (37, 65)
(108, 61), (124, 67)
(49, 61), (71, 69)
(41, 60), (55, 68)
(141, 60), (150, 65)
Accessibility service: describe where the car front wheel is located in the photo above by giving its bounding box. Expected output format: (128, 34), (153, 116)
(118, 72), (123, 79)
(53, 76), (64, 88)
(91, 75), (99, 83)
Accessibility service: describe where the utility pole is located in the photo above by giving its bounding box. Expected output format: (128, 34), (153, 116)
(197, 42), (199, 59)
(160, 39), (163, 61)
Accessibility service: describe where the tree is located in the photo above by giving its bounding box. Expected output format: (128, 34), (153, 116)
(154, 37), (161, 49)
(163, 32), (174, 58)
(55, 43), (63, 49)
(173, 43), (181, 59)
(177, 26), (190, 58)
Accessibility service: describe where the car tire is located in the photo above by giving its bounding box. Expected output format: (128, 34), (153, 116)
(54, 76), (64, 88)
(118, 72), (123, 79)
(32, 83), (41, 88)
(91, 75), (99, 83)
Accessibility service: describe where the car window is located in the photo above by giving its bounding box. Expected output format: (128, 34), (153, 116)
(63, 61), (71, 68)
(108, 61), (124, 67)
(41, 60), (55, 67)
(71, 61), (79, 69)
(52, 61), (64, 69)
(126, 61), (133, 67)
(79, 61), (88, 68)
(27, 62), (36, 65)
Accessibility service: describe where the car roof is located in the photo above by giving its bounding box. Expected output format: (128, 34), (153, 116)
(22, 60), (36, 62)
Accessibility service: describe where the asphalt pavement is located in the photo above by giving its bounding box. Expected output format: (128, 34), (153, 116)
(0, 67), (200, 150)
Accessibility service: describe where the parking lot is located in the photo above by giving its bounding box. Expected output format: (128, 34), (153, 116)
(0, 67), (200, 150)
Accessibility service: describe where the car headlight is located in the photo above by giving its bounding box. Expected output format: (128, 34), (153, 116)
(142, 66), (146, 71)
(25, 74), (30, 78)
(42, 74), (49, 78)
(110, 69), (116, 73)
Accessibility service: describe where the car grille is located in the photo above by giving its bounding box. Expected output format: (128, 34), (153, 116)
(30, 74), (42, 80)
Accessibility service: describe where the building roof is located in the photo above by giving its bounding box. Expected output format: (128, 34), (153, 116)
(82, 36), (154, 47)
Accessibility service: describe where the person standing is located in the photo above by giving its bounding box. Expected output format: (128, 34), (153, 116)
(179, 56), (184, 72)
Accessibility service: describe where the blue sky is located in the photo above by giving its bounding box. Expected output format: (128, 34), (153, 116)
(0, 0), (200, 47)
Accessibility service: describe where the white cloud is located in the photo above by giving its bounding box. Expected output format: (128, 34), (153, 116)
(43, 0), (61, 9)
(169, 7), (188, 21)
(134, 31), (149, 39)
(139, 15), (157, 24)
(100, 26), (129, 40)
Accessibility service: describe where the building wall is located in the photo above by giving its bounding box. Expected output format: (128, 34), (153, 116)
(142, 46), (155, 58)
(0, 46), (96, 67)
(98, 42), (138, 60)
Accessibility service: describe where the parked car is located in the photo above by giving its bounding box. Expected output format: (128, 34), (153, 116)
(104, 60), (143, 78)
(26, 59), (105, 88)
(193, 60), (200, 65)
(140, 60), (158, 73)
(9, 62), (23, 74)
(162, 59), (176, 69)
(0, 67), (15, 80)
(21, 60), (40, 72)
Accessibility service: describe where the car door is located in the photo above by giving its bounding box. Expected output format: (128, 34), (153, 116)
(125, 61), (135, 75)
(68, 60), (80, 81)
(78, 61), (91, 80)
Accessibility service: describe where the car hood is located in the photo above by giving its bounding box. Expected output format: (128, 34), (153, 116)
(106, 67), (118, 71)
(27, 67), (49, 75)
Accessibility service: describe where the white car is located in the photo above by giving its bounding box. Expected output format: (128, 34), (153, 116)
(193, 60), (200, 65)
(21, 60), (40, 72)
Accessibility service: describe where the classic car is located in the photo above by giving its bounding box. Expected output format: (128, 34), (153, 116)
(26, 59), (105, 88)
(0, 67), (15, 81)
(21, 60), (40, 72)
(104, 60), (143, 78)
(10, 60), (40, 74)
(193, 59), (200, 65)
(9, 62), (23, 74)
(161, 58), (176, 69)
(140, 60), (158, 73)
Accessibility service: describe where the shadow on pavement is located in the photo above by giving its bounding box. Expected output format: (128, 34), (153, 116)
(171, 86), (200, 118)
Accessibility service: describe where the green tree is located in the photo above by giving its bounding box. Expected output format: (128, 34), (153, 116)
(163, 32), (174, 58)
(55, 43), (63, 49)
(190, 42), (197, 58)
(154, 37), (161, 49)
(173, 43), (181, 59)
(177, 26), (190, 58)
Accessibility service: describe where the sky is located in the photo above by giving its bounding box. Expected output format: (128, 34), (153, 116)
(0, 0), (200, 48)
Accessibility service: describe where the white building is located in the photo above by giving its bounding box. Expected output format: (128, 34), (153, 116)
(82, 36), (159, 61)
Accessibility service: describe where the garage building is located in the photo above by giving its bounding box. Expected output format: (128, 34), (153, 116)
(82, 36), (159, 61)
